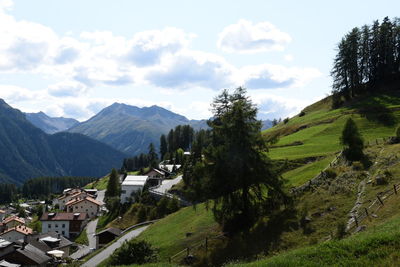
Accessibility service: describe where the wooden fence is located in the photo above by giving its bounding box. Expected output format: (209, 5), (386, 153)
(346, 183), (400, 232)
(168, 233), (226, 264)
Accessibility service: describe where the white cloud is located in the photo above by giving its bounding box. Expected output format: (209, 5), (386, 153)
(146, 51), (235, 90)
(217, 19), (292, 53)
(251, 93), (309, 120)
(239, 64), (322, 89)
(48, 81), (88, 97)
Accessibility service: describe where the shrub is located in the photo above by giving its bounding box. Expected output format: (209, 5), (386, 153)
(283, 117), (290, 124)
(336, 221), (347, 239)
(299, 110), (306, 117)
(137, 205), (147, 223)
(396, 125), (400, 139)
(109, 240), (158, 265)
(324, 168), (337, 179)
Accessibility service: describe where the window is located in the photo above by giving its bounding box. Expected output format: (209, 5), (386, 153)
(62, 231), (65, 235)
(62, 224), (65, 228)
(55, 224), (58, 228)
(48, 224), (51, 228)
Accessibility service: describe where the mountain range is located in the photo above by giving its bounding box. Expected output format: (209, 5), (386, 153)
(67, 103), (208, 155)
(0, 99), (127, 185)
(25, 112), (79, 134)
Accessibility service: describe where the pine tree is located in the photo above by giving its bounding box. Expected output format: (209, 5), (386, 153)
(106, 168), (120, 198)
(148, 143), (159, 169)
(187, 87), (289, 233)
(159, 135), (167, 160)
(341, 118), (364, 161)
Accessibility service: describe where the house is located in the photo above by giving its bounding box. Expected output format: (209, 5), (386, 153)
(0, 226), (32, 243)
(120, 175), (149, 204)
(26, 232), (73, 258)
(95, 228), (121, 249)
(56, 191), (90, 210)
(0, 239), (14, 259)
(65, 197), (103, 218)
(40, 212), (88, 238)
(159, 164), (181, 173)
(1, 217), (25, 231)
(3, 244), (51, 267)
(145, 168), (165, 187)
(83, 189), (98, 197)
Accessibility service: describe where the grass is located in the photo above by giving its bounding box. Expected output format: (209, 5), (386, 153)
(227, 212), (400, 267)
(85, 175), (109, 190)
(282, 155), (336, 186)
(75, 228), (89, 246)
(137, 203), (219, 261)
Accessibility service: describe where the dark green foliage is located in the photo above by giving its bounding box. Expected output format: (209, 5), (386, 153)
(185, 87), (289, 233)
(341, 118), (364, 161)
(22, 176), (95, 199)
(123, 153), (150, 172)
(106, 169), (120, 198)
(336, 221), (347, 239)
(159, 134), (168, 160)
(148, 143), (159, 168)
(299, 111), (306, 117)
(109, 240), (158, 265)
(137, 205), (148, 223)
(0, 184), (17, 204)
(396, 125), (400, 139)
(283, 117), (289, 124)
(331, 17), (400, 103)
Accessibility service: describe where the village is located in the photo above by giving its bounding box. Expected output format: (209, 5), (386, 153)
(0, 162), (183, 266)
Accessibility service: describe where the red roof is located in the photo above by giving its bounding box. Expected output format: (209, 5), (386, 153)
(1, 225), (32, 235)
(3, 216), (25, 225)
(66, 196), (103, 207)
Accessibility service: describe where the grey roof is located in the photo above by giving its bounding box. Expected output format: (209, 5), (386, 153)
(95, 227), (122, 237)
(0, 239), (12, 248)
(16, 244), (51, 265)
(26, 232), (73, 252)
(0, 260), (20, 267)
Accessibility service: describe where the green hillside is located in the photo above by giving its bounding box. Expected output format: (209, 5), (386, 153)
(266, 91), (400, 186)
(128, 91), (400, 266)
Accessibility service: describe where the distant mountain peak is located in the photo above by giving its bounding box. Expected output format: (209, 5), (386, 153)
(25, 111), (79, 134)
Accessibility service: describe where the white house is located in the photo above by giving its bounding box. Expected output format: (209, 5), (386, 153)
(40, 212), (88, 238)
(56, 191), (90, 210)
(65, 197), (103, 219)
(0, 225), (32, 243)
(120, 175), (149, 204)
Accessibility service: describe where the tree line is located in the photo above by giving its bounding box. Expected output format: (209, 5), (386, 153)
(331, 17), (400, 105)
(21, 176), (95, 199)
(160, 125), (194, 160)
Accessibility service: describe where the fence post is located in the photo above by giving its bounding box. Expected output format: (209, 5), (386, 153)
(394, 185), (398, 195)
(377, 195), (384, 205)
(365, 208), (369, 217)
(354, 216), (358, 227)
(186, 247), (190, 257)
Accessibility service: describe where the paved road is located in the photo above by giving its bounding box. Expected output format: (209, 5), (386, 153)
(154, 175), (182, 194)
(70, 190), (105, 260)
(82, 225), (149, 267)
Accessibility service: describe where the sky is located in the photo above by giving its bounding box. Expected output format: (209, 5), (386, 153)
(0, 0), (399, 121)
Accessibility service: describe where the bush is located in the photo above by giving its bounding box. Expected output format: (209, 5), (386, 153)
(396, 125), (400, 139)
(299, 110), (306, 117)
(137, 205), (147, 223)
(324, 168), (337, 179)
(283, 117), (290, 124)
(336, 221), (347, 239)
(109, 240), (157, 265)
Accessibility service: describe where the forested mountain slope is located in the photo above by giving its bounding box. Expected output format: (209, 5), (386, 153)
(0, 99), (127, 185)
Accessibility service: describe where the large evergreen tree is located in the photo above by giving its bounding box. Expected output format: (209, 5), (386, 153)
(186, 87), (288, 233)
(341, 118), (364, 161)
(106, 168), (120, 198)
(159, 134), (168, 160)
